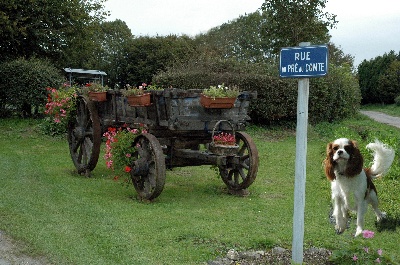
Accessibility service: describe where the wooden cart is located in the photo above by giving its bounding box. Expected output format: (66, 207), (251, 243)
(67, 88), (259, 200)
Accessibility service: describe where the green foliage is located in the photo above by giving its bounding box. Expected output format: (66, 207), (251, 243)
(0, 58), (64, 117)
(195, 11), (272, 63)
(377, 60), (400, 103)
(0, 0), (108, 65)
(202, 84), (240, 98)
(123, 35), (197, 87)
(261, 0), (337, 54)
(103, 125), (145, 179)
(395, 95), (400, 106)
(309, 63), (361, 123)
(41, 86), (79, 136)
(329, 233), (391, 264)
(89, 20), (134, 86)
(155, 59), (360, 124)
(358, 51), (400, 104)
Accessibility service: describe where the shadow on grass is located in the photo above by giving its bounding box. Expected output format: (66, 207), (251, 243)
(329, 207), (400, 233)
(375, 214), (400, 232)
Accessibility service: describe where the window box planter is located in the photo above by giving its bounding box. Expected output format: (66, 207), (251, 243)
(200, 94), (236, 109)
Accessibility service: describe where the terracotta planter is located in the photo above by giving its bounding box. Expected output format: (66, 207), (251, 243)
(88, 91), (107, 102)
(127, 93), (151, 107)
(200, 94), (236, 109)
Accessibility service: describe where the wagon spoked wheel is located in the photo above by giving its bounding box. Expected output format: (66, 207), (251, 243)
(130, 133), (166, 200)
(219, 131), (259, 190)
(67, 96), (101, 176)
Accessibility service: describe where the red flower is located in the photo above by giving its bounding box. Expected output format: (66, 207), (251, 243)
(124, 166), (131, 172)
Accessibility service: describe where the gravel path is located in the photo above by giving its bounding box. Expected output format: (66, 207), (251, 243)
(360, 110), (400, 128)
(0, 231), (50, 265)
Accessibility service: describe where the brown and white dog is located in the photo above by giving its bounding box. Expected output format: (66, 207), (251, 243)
(324, 138), (395, 236)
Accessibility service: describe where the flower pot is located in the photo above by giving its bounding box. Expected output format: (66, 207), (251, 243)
(88, 91), (107, 102)
(208, 120), (239, 155)
(208, 143), (239, 155)
(200, 94), (236, 109)
(127, 93), (151, 107)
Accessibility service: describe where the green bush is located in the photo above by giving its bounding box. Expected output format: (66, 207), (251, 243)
(309, 63), (361, 123)
(154, 60), (361, 124)
(0, 58), (64, 117)
(394, 95), (400, 106)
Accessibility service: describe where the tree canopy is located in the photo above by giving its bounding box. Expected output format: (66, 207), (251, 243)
(0, 0), (109, 64)
(261, 0), (337, 53)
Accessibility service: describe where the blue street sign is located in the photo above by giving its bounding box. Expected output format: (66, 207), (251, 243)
(280, 45), (328, 78)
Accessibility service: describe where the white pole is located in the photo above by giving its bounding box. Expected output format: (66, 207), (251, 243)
(292, 42), (310, 264)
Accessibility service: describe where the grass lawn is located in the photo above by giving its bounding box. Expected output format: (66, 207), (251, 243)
(0, 114), (399, 264)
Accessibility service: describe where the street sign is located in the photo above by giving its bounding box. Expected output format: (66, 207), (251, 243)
(280, 45), (328, 78)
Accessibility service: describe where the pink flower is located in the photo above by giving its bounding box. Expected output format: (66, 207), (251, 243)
(352, 254), (358, 261)
(362, 230), (375, 238)
(375, 258), (381, 263)
(377, 249), (383, 256)
(125, 153), (131, 158)
(364, 247), (369, 253)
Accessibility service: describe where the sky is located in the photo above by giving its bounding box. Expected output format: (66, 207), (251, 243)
(104, 0), (400, 66)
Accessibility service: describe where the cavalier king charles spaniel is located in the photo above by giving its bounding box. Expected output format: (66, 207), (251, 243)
(324, 138), (395, 236)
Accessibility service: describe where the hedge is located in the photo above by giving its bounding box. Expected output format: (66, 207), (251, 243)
(0, 58), (64, 117)
(153, 62), (360, 124)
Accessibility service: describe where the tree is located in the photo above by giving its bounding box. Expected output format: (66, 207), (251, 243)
(261, 0), (337, 54)
(195, 11), (272, 63)
(0, 0), (108, 65)
(124, 35), (196, 86)
(377, 60), (400, 103)
(358, 51), (399, 104)
(92, 20), (134, 87)
(328, 43), (354, 69)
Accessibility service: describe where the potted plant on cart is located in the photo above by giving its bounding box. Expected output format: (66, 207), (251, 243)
(84, 82), (109, 102)
(200, 83), (240, 109)
(208, 120), (239, 155)
(122, 83), (151, 107)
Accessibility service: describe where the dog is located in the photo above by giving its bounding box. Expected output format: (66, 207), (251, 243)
(324, 138), (395, 236)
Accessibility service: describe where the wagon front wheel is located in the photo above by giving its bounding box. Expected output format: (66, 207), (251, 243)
(219, 131), (259, 191)
(67, 96), (101, 175)
(130, 133), (166, 200)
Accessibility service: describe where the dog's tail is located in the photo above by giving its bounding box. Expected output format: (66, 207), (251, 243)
(366, 139), (395, 178)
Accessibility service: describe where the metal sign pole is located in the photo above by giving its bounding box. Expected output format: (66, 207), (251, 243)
(291, 41), (311, 264)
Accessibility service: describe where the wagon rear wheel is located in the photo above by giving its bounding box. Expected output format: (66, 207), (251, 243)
(219, 131), (259, 190)
(130, 133), (166, 200)
(67, 96), (101, 175)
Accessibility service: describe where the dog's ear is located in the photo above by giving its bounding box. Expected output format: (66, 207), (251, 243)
(324, 142), (336, 181)
(345, 140), (363, 176)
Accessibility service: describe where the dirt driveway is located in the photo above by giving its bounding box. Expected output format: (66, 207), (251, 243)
(360, 110), (400, 128)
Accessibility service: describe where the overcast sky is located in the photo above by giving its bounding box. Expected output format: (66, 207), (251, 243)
(104, 0), (400, 66)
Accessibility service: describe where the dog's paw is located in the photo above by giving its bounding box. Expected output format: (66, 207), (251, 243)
(335, 225), (345, 235)
(354, 227), (363, 237)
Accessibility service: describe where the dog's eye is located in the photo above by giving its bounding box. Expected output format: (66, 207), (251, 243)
(333, 146), (339, 151)
(344, 145), (353, 152)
